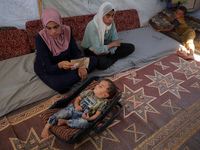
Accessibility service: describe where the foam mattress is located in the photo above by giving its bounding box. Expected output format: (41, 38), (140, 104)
(89, 26), (181, 77)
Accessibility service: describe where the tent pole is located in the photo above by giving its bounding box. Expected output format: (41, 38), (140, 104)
(37, 0), (43, 19)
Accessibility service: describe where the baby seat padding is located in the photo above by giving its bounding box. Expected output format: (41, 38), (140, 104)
(40, 108), (81, 141)
(40, 76), (122, 143)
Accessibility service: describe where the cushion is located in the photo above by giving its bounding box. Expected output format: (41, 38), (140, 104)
(62, 14), (94, 42)
(149, 8), (200, 53)
(114, 9), (140, 32)
(0, 29), (31, 61)
(40, 108), (81, 141)
(25, 19), (43, 51)
(181, 0), (200, 12)
(0, 26), (17, 31)
(171, 0), (187, 4)
(26, 9), (140, 51)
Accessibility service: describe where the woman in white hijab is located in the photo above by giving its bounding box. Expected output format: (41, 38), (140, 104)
(81, 2), (135, 70)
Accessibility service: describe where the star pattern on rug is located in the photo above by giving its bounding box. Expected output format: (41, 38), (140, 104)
(154, 61), (169, 70)
(121, 85), (159, 123)
(162, 99), (181, 115)
(191, 82), (200, 88)
(74, 118), (120, 150)
(172, 58), (200, 80)
(126, 74), (143, 84)
(9, 128), (57, 150)
(146, 70), (190, 99)
(124, 123), (146, 143)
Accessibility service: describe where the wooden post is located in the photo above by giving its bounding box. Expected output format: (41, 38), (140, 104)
(37, 0), (43, 19)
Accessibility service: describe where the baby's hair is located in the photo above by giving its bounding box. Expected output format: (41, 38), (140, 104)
(178, 6), (187, 15)
(104, 79), (117, 99)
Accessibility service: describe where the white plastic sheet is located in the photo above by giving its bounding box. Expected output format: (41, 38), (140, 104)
(0, 0), (40, 29)
(1, 0), (200, 30)
(0, 0), (167, 29)
(43, 0), (167, 27)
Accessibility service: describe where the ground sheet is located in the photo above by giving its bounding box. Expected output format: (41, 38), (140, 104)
(0, 53), (200, 150)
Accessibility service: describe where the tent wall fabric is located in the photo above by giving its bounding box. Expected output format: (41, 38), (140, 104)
(0, 0), (167, 30)
(181, 0), (200, 12)
(42, 0), (167, 27)
(1, 0), (200, 30)
(0, 0), (40, 29)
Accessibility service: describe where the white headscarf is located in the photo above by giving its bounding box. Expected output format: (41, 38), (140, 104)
(93, 2), (116, 45)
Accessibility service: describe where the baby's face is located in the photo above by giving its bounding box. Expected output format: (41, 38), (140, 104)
(174, 9), (184, 19)
(94, 80), (109, 98)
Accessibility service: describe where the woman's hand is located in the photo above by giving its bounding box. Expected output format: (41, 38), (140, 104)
(112, 39), (121, 47)
(58, 61), (74, 70)
(78, 67), (87, 82)
(107, 39), (120, 50)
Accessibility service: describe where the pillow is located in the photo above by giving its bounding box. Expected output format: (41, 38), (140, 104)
(0, 26), (17, 31)
(149, 8), (200, 53)
(0, 29), (31, 61)
(181, 0), (200, 12)
(172, 0), (187, 4)
(148, 8), (181, 42)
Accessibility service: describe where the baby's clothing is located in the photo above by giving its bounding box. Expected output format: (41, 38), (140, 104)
(79, 89), (108, 116)
(47, 89), (108, 129)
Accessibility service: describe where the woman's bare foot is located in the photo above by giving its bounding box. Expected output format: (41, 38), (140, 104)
(41, 123), (51, 139)
(58, 119), (69, 126)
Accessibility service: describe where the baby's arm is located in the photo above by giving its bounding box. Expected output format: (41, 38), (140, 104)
(82, 111), (102, 121)
(74, 96), (83, 111)
(154, 24), (175, 32)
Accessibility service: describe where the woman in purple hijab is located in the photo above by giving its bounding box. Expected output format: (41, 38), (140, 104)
(34, 7), (97, 94)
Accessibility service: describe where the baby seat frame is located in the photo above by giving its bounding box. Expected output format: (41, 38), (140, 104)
(41, 76), (123, 144)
